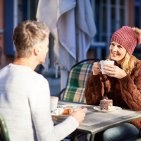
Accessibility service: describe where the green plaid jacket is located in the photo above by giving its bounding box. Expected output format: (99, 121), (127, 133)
(62, 61), (93, 103)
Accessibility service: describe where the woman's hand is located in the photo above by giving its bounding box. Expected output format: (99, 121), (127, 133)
(92, 62), (101, 75)
(132, 27), (141, 45)
(103, 64), (127, 79)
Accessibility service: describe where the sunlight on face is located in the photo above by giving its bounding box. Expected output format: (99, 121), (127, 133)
(39, 38), (49, 64)
(109, 42), (127, 62)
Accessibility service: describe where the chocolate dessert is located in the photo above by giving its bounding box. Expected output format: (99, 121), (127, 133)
(100, 97), (113, 110)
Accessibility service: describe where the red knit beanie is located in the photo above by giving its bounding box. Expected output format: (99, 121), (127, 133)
(111, 26), (141, 55)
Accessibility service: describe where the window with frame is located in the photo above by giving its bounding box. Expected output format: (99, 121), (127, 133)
(90, 0), (128, 59)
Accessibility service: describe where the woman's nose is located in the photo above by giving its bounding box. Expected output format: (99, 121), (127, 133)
(112, 45), (118, 51)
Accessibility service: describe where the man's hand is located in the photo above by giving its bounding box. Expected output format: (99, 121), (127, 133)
(70, 108), (87, 124)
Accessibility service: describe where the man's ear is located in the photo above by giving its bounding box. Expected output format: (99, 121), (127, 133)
(34, 47), (41, 56)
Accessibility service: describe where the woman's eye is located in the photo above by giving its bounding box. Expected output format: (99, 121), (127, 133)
(117, 45), (122, 48)
(111, 43), (115, 46)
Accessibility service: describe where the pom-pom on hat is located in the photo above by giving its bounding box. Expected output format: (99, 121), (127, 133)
(111, 26), (141, 55)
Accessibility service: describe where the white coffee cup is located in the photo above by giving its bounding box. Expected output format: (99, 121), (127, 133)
(100, 60), (114, 74)
(50, 96), (59, 112)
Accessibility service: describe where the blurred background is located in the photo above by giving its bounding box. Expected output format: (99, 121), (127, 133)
(0, 0), (141, 96)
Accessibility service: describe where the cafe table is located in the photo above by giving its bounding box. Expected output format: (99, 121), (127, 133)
(54, 101), (141, 141)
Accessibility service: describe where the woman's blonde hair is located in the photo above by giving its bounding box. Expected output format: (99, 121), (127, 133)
(120, 53), (136, 74)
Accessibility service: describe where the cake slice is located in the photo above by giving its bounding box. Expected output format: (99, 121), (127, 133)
(100, 97), (113, 111)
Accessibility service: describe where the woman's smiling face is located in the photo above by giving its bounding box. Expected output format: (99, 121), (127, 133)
(109, 42), (127, 62)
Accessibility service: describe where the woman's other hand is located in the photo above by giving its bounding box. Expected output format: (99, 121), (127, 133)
(132, 27), (141, 45)
(92, 62), (101, 75)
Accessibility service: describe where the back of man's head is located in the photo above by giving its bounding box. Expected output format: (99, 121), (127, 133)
(13, 20), (49, 58)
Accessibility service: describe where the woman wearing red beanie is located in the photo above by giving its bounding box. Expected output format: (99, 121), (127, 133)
(85, 26), (141, 141)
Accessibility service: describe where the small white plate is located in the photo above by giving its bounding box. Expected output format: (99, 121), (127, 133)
(57, 104), (82, 109)
(93, 106), (122, 112)
(51, 107), (71, 119)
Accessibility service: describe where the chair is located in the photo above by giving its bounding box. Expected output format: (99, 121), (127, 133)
(0, 114), (10, 141)
(59, 58), (98, 103)
(59, 59), (98, 141)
